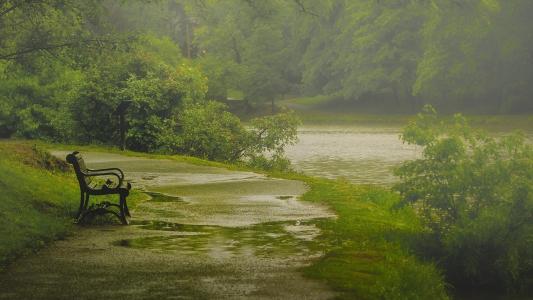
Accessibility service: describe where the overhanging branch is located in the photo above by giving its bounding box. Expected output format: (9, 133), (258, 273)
(0, 37), (132, 60)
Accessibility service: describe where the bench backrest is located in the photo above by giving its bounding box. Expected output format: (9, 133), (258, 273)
(66, 151), (92, 189)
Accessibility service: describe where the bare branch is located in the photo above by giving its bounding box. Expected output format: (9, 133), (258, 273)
(294, 0), (318, 17)
(0, 37), (131, 60)
(0, 0), (41, 19)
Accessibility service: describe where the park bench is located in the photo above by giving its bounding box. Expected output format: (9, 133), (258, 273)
(66, 151), (131, 225)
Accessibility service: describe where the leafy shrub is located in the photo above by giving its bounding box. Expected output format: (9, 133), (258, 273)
(177, 102), (300, 170)
(0, 59), (83, 140)
(394, 105), (532, 292)
(71, 36), (208, 150)
(121, 62), (207, 152)
(177, 101), (248, 160)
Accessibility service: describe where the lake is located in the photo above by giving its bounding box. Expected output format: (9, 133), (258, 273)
(285, 126), (419, 185)
(285, 124), (532, 185)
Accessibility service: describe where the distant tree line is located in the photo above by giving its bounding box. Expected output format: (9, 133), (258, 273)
(125, 0), (532, 113)
(1, 0), (532, 149)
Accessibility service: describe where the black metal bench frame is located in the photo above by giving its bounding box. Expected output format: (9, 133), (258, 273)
(66, 151), (131, 225)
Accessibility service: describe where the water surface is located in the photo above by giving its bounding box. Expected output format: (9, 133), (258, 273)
(286, 126), (420, 184)
(286, 125), (533, 185)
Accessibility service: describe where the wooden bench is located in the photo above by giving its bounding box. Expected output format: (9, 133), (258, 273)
(66, 151), (131, 225)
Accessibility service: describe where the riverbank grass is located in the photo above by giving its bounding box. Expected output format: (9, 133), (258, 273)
(277, 174), (448, 299)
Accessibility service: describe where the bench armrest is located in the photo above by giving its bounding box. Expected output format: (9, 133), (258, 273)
(81, 170), (123, 187)
(86, 168), (124, 179)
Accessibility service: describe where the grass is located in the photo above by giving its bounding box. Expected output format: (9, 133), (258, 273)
(273, 173), (449, 299)
(0, 142), (79, 269)
(295, 111), (414, 127)
(280, 95), (335, 107)
(227, 89), (245, 100)
(292, 110), (532, 131)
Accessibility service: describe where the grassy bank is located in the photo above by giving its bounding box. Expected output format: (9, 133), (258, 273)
(276, 173), (449, 299)
(0, 141), (79, 269)
(294, 111), (532, 131)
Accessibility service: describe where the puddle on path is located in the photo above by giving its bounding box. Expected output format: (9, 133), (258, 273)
(0, 151), (337, 299)
(117, 219), (325, 259)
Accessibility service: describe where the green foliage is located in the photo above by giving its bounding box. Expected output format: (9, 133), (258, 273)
(413, 0), (533, 112)
(395, 105), (533, 292)
(70, 35), (207, 150)
(177, 101), (248, 161)
(0, 58), (83, 140)
(177, 102), (300, 170)
(0, 0), (93, 61)
(122, 61), (207, 152)
(184, 0), (533, 113)
(192, 0), (300, 104)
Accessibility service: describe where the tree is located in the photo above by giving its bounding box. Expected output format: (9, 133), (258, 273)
(414, 0), (533, 112)
(0, 0), (119, 61)
(395, 105), (533, 291)
(71, 35), (207, 150)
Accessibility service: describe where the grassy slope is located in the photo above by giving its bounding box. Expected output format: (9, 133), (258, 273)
(0, 142), (79, 269)
(0, 141), (147, 270)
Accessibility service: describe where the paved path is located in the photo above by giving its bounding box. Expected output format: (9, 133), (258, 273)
(0, 152), (336, 299)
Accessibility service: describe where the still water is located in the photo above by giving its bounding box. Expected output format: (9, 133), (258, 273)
(286, 125), (533, 185)
(285, 126), (420, 185)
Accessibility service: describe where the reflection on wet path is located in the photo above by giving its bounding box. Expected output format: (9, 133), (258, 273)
(0, 151), (336, 299)
(118, 219), (323, 259)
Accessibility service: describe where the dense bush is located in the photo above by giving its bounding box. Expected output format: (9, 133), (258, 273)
(394, 105), (533, 292)
(177, 101), (248, 160)
(71, 36), (208, 151)
(0, 28), (299, 169)
(178, 102), (300, 169)
(0, 58), (83, 140)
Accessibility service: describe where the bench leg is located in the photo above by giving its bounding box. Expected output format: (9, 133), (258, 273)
(119, 194), (129, 225)
(76, 191), (90, 220)
(84, 193), (90, 210)
(77, 209), (94, 224)
(76, 191), (84, 219)
(124, 200), (131, 217)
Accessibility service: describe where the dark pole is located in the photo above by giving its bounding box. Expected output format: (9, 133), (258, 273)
(119, 112), (126, 151)
(113, 100), (132, 151)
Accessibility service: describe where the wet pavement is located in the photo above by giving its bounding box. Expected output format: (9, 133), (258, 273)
(0, 151), (337, 299)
